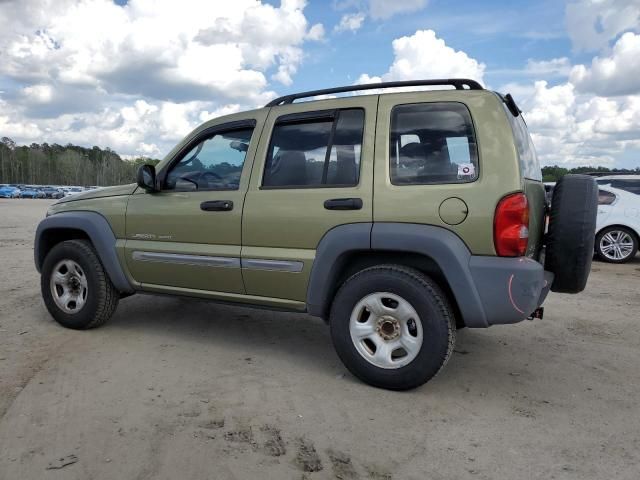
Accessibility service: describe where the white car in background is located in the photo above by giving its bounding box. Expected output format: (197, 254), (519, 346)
(595, 185), (640, 263)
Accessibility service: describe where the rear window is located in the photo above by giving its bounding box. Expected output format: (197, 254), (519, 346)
(597, 179), (640, 195)
(389, 102), (479, 185)
(505, 107), (542, 181)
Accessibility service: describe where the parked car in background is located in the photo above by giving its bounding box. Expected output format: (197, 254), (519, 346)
(66, 187), (84, 196)
(18, 186), (41, 198)
(595, 175), (640, 195)
(595, 185), (640, 263)
(0, 185), (21, 198)
(40, 186), (64, 199)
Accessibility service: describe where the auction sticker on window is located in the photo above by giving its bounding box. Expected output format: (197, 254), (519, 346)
(458, 163), (475, 177)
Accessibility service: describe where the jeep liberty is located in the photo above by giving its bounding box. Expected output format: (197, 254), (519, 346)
(35, 79), (598, 390)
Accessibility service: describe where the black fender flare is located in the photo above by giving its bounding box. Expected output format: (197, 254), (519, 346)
(306, 222), (489, 327)
(306, 223), (372, 318)
(34, 211), (134, 294)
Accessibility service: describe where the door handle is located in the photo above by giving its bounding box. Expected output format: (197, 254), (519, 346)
(200, 200), (234, 211)
(323, 198), (363, 210)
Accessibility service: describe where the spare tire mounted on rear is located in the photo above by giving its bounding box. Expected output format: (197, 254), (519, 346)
(544, 174), (598, 294)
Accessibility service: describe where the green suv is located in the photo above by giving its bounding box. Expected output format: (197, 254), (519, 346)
(35, 79), (598, 390)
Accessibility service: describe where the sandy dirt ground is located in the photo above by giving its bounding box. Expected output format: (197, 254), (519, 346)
(0, 198), (639, 480)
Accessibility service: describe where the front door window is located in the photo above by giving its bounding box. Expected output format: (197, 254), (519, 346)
(165, 128), (254, 191)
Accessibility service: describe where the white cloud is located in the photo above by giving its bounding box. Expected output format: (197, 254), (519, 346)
(0, 0), (322, 156)
(334, 12), (366, 33)
(368, 0), (428, 20)
(306, 23), (326, 41)
(570, 32), (640, 96)
(138, 142), (160, 156)
(518, 0), (640, 166)
(566, 0), (640, 52)
(358, 30), (485, 85)
(332, 0), (428, 31)
(525, 57), (571, 77)
(510, 80), (640, 166)
(21, 84), (54, 104)
(0, 94), (245, 156)
(359, 25), (639, 168)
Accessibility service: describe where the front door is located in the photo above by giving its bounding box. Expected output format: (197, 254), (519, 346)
(124, 112), (267, 294)
(241, 96), (377, 301)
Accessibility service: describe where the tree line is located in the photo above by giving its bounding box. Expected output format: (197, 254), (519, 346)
(1, 136), (638, 186)
(542, 165), (640, 182)
(0, 137), (160, 186)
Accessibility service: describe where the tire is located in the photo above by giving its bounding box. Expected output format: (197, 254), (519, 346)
(545, 174), (598, 293)
(329, 265), (455, 390)
(41, 239), (119, 329)
(595, 226), (638, 263)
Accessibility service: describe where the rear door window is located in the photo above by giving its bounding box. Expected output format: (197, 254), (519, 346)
(262, 109), (365, 188)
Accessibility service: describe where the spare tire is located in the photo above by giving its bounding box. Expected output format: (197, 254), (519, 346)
(545, 174), (598, 293)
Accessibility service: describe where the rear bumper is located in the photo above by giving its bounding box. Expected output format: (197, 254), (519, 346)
(467, 256), (553, 326)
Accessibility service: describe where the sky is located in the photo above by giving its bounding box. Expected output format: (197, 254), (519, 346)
(0, 0), (639, 168)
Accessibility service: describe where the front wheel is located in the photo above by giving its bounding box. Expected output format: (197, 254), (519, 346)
(595, 227), (638, 263)
(41, 239), (119, 329)
(330, 265), (455, 390)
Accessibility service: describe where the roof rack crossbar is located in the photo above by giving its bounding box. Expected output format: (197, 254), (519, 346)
(265, 78), (483, 107)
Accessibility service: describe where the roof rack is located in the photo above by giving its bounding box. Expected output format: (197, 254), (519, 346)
(584, 172), (639, 177)
(265, 78), (483, 107)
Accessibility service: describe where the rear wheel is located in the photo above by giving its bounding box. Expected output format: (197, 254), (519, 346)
(330, 265), (455, 390)
(595, 227), (638, 263)
(41, 239), (119, 329)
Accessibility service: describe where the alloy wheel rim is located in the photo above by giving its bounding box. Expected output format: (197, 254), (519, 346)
(600, 230), (634, 261)
(50, 259), (88, 314)
(349, 292), (423, 369)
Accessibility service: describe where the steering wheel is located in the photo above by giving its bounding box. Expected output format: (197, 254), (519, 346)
(191, 170), (221, 189)
(199, 170), (221, 182)
(175, 170), (222, 190)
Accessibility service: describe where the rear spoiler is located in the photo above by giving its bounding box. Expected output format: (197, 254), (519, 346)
(495, 92), (521, 117)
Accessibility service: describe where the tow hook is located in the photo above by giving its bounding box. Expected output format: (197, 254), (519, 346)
(527, 307), (544, 320)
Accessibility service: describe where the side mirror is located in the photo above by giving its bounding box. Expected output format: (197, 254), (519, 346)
(137, 164), (158, 192)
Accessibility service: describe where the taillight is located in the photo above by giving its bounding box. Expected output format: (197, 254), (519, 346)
(494, 193), (529, 257)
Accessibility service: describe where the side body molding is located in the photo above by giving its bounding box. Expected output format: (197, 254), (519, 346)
(34, 211), (135, 294)
(306, 223), (373, 317)
(370, 223), (488, 327)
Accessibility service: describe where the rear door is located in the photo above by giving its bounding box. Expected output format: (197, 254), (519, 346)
(241, 96), (377, 301)
(124, 111), (267, 294)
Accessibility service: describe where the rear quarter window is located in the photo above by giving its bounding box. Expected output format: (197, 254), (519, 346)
(598, 189), (616, 205)
(505, 106), (542, 181)
(389, 102), (479, 185)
